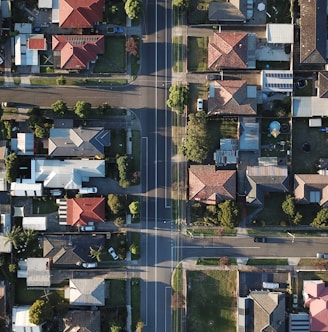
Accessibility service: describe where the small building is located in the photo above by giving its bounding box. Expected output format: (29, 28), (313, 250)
(214, 139), (239, 166)
(18, 258), (51, 287)
(266, 24), (294, 44)
(12, 306), (43, 332)
(22, 217), (47, 231)
(10, 182), (43, 197)
(11, 133), (35, 155)
(261, 70), (293, 93)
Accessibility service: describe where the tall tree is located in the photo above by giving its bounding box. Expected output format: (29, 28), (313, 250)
(89, 245), (103, 262)
(173, 0), (190, 10)
(74, 100), (92, 118)
(29, 300), (53, 325)
(107, 194), (126, 215)
(125, 0), (142, 19)
(167, 84), (189, 114)
(182, 111), (210, 163)
(282, 195), (302, 225)
(5, 225), (22, 249)
(218, 200), (239, 229)
(311, 208), (328, 228)
(51, 100), (68, 116)
(129, 201), (140, 215)
(126, 37), (138, 56)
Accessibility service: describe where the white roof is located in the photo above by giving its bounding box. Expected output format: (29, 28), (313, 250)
(10, 182), (43, 196)
(12, 306), (42, 332)
(293, 96), (328, 117)
(261, 70), (293, 92)
(27, 258), (51, 287)
(22, 217), (47, 231)
(38, 0), (52, 8)
(266, 24), (294, 43)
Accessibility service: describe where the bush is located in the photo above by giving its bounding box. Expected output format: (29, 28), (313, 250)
(279, 220), (287, 227)
(114, 217), (125, 227)
(56, 75), (66, 85)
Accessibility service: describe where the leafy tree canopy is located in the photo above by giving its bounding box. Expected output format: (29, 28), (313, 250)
(173, 0), (190, 10)
(107, 194), (126, 215)
(74, 100), (92, 118)
(129, 201), (140, 215)
(167, 84), (189, 114)
(51, 100), (68, 116)
(311, 208), (328, 228)
(125, 0), (142, 19)
(218, 200), (239, 229)
(29, 299), (53, 325)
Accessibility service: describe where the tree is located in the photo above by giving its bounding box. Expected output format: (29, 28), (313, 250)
(282, 195), (302, 225)
(218, 200), (239, 229)
(4, 152), (18, 183)
(22, 229), (36, 246)
(51, 100), (68, 116)
(34, 124), (47, 138)
(97, 102), (112, 115)
(166, 84), (189, 114)
(89, 245), (103, 262)
(9, 263), (17, 273)
(5, 225), (22, 250)
(109, 322), (122, 332)
(28, 107), (45, 129)
(129, 201), (140, 215)
(107, 194), (126, 215)
(29, 299), (53, 325)
(74, 100), (92, 118)
(173, 0), (189, 10)
(129, 242), (140, 255)
(126, 37), (138, 56)
(114, 216), (125, 227)
(219, 256), (231, 266)
(125, 0), (142, 19)
(204, 205), (219, 226)
(117, 155), (132, 188)
(182, 111), (210, 163)
(311, 208), (328, 228)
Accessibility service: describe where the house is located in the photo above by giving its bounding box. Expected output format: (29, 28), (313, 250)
(208, 31), (256, 69)
(59, 0), (104, 28)
(63, 310), (101, 332)
(261, 70), (293, 93)
(17, 258), (51, 287)
(208, 80), (257, 116)
(293, 72), (328, 117)
(208, 1), (248, 22)
(52, 35), (105, 70)
(66, 278), (105, 306)
(33, 158), (105, 189)
(0, 141), (8, 191)
(66, 197), (105, 227)
(245, 162), (289, 205)
(303, 280), (328, 331)
(248, 291), (286, 332)
(266, 24), (294, 44)
(214, 139), (239, 166)
(12, 306), (43, 332)
(189, 165), (236, 205)
(294, 174), (328, 206)
(11, 133), (35, 155)
(43, 234), (105, 268)
(299, 0), (326, 65)
(48, 126), (110, 157)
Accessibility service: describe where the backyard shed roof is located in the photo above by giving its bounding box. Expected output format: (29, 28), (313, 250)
(266, 24), (294, 44)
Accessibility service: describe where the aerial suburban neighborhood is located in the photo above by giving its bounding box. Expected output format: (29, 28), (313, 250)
(0, 0), (327, 331)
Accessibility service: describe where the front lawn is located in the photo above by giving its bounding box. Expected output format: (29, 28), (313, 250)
(32, 197), (59, 214)
(247, 258), (288, 266)
(187, 270), (236, 332)
(131, 278), (141, 329)
(266, 0), (292, 23)
(94, 37), (126, 73)
(107, 279), (126, 307)
(173, 36), (183, 72)
(188, 0), (212, 24)
(187, 37), (208, 72)
(292, 118), (328, 173)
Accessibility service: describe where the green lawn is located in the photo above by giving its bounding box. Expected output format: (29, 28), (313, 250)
(188, 0), (212, 24)
(108, 279), (126, 307)
(294, 79), (314, 96)
(109, 128), (126, 157)
(94, 37), (126, 73)
(32, 197), (59, 214)
(196, 257), (237, 266)
(187, 270), (236, 332)
(187, 228), (236, 237)
(247, 258), (288, 266)
(131, 130), (140, 173)
(187, 37), (208, 72)
(131, 278), (141, 329)
(30, 76), (127, 86)
(292, 118), (328, 173)
(172, 263), (183, 293)
(266, 0), (292, 23)
(173, 36), (183, 72)
(297, 271), (328, 297)
(298, 258), (328, 267)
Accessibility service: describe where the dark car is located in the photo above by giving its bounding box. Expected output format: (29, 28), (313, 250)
(113, 26), (124, 33)
(206, 73), (221, 81)
(253, 237), (267, 243)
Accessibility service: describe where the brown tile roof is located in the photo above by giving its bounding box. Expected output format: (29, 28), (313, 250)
(294, 174), (328, 206)
(300, 0), (326, 64)
(63, 310), (101, 332)
(208, 31), (248, 69)
(59, 0), (104, 28)
(318, 72), (328, 98)
(189, 165), (236, 204)
(27, 37), (47, 50)
(208, 80), (257, 115)
(66, 197), (105, 226)
(52, 35), (104, 69)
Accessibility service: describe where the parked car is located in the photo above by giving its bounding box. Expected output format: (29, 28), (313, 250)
(108, 247), (119, 260)
(79, 187), (97, 194)
(80, 222), (95, 232)
(113, 26), (124, 33)
(197, 98), (203, 111)
(253, 237), (267, 243)
(49, 189), (63, 197)
(206, 73), (221, 81)
(292, 294), (298, 309)
(1, 101), (16, 107)
(82, 262), (98, 268)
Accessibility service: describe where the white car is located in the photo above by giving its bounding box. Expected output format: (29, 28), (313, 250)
(79, 187), (98, 194)
(82, 262), (98, 268)
(197, 98), (203, 111)
(108, 247), (119, 260)
(49, 189), (63, 197)
(80, 223), (95, 232)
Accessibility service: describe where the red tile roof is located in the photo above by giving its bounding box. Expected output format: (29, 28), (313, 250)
(66, 197), (105, 226)
(189, 165), (236, 204)
(27, 37), (47, 50)
(52, 35), (104, 69)
(59, 0), (104, 28)
(208, 31), (248, 69)
(208, 80), (257, 115)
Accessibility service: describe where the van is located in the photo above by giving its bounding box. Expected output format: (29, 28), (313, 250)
(79, 187), (97, 194)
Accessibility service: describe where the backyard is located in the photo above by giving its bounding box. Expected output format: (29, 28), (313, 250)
(187, 0), (212, 24)
(292, 118), (328, 173)
(186, 270), (237, 332)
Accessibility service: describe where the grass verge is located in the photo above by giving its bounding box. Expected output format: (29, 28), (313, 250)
(187, 270), (236, 332)
(131, 278), (141, 330)
(173, 36), (183, 72)
(247, 258), (288, 265)
(196, 257), (237, 266)
(130, 232), (140, 260)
